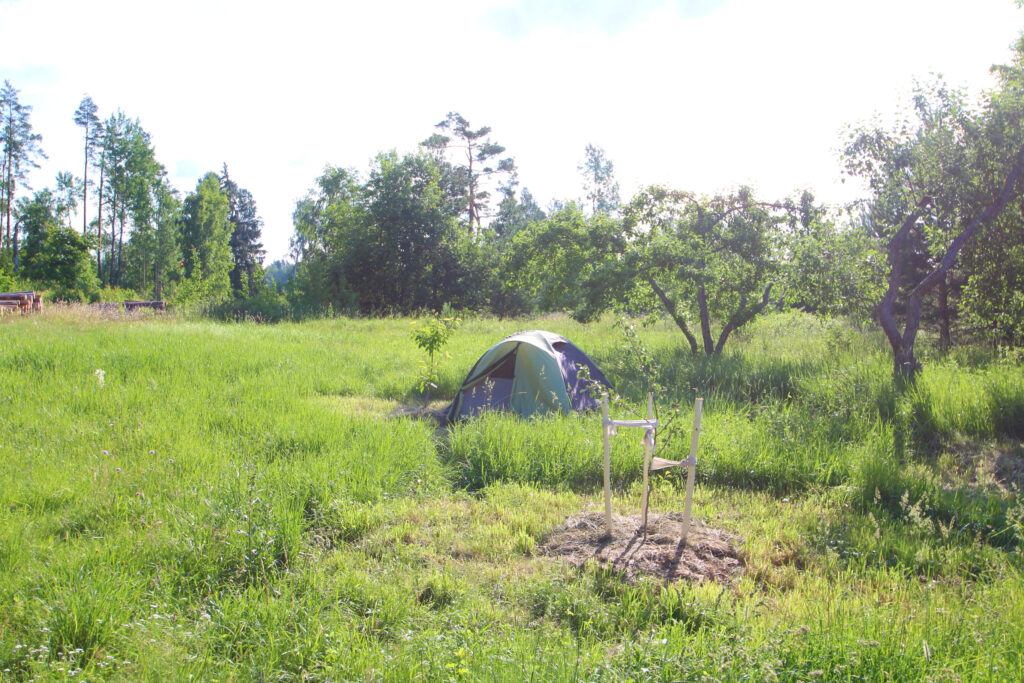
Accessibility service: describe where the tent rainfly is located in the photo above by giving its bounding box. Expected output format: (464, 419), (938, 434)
(445, 330), (613, 422)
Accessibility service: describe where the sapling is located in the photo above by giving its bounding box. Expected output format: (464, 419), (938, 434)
(410, 306), (461, 404)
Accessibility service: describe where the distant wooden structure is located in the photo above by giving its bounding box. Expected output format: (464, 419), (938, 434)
(0, 291), (42, 316)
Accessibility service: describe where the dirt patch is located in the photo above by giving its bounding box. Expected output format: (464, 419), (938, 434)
(540, 510), (743, 584)
(388, 404), (448, 424)
(941, 438), (1024, 494)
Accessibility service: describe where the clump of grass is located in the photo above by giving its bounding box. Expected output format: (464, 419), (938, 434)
(417, 572), (459, 609)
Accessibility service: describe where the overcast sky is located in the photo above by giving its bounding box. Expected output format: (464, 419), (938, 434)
(2, 0), (1021, 261)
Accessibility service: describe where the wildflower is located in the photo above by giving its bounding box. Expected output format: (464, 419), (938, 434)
(115, 468), (121, 472)
(102, 450), (109, 455)
(95, 369), (105, 387)
(149, 450), (155, 454)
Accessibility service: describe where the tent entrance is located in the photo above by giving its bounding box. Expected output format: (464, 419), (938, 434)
(457, 345), (518, 418)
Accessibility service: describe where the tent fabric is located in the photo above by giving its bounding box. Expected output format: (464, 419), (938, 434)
(445, 330), (613, 422)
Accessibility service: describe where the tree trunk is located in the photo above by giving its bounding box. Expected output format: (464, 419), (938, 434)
(12, 216), (19, 273)
(938, 275), (951, 352)
(714, 283), (774, 355)
(5, 174), (13, 254)
(878, 145), (1024, 379)
(1, 156), (8, 248)
(97, 150), (105, 281)
(116, 205), (125, 287)
(82, 135), (89, 235)
(697, 285), (715, 356)
(649, 277), (699, 353)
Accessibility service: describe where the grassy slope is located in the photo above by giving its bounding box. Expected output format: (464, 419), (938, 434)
(0, 310), (1022, 681)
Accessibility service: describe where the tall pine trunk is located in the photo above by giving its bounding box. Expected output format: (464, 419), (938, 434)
(116, 205), (125, 286)
(97, 150), (105, 281)
(82, 135), (89, 235)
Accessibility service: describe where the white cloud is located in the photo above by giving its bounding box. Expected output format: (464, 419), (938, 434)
(2, 0), (1020, 261)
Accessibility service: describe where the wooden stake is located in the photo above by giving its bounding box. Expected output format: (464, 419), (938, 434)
(680, 397), (703, 544)
(601, 393), (613, 538)
(640, 392), (654, 533)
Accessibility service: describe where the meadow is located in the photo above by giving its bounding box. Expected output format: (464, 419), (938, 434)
(1, 309), (1023, 681)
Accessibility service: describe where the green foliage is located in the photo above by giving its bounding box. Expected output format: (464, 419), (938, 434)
(421, 111), (516, 235)
(210, 271), (290, 322)
(842, 40), (1024, 372)
(16, 190), (98, 300)
(290, 156), (489, 316)
(784, 194), (886, 319)
(1, 79), (46, 253)
(93, 286), (138, 303)
(98, 112), (163, 288)
(507, 202), (623, 315)
(23, 225), (98, 301)
(578, 143), (620, 216)
(181, 173), (232, 303)
(411, 308), (461, 396)
(220, 165), (266, 296)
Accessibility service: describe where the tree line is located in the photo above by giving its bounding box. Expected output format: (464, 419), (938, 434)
(0, 89), (265, 307)
(3, 36), (1024, 378)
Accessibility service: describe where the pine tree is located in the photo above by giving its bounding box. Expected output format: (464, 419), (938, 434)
(73, 96), (101, 237)
(0, 80), (46, 268)
(220, 164), (265, 296)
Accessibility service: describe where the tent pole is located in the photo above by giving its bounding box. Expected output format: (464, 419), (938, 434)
(640, 392), (654, 534)
(601, 393), (612, 538)
(680, 397), (703, 543)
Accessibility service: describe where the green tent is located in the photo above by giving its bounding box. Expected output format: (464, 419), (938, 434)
(445, 330), (613, 422)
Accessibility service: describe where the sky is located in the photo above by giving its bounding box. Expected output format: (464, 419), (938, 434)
(2, 0), (1022, 262)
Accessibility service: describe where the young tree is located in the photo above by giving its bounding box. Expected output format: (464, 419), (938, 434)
(54, 171), (78, 230)
(512, 187), (793, 356)
(1, 80), (46, 264)
(151, 180), (182, 301)
(73, 95), (101, 236)
(422, 112), (516, 237)
(181, 172), (232, 302)
(843, 56), (1024, 378)
(18, 189), (98, 300)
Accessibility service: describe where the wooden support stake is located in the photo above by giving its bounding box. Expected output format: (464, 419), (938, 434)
(640, 392), (654, 533)
(601, 393), (613, 538)
(680, 397), (703, 544)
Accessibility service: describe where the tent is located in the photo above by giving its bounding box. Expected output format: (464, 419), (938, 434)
(445, 330), (613, 422)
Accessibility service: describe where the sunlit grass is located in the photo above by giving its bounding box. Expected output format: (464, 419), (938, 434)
(1, 310), (1022, 679)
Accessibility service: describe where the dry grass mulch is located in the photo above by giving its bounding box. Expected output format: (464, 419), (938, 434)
(540, 510), (743, 584)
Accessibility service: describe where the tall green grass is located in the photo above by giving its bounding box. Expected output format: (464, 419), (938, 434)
(1, 309), (1022, 680)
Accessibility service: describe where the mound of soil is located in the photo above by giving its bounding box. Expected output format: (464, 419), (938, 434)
(540, 510), (743, 583)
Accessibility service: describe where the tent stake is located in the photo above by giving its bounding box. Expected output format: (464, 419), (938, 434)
(680, 398), (704, 543)
(601, 393), (613, 538)
(640, 392), (654, 534)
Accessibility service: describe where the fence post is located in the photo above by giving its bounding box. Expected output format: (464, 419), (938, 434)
(601, 393), (612, 538)
(680, 397), (703, 543)
(640, 392), (654, 533)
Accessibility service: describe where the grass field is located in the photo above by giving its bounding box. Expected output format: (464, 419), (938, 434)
(1, 309), (1023, 681)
